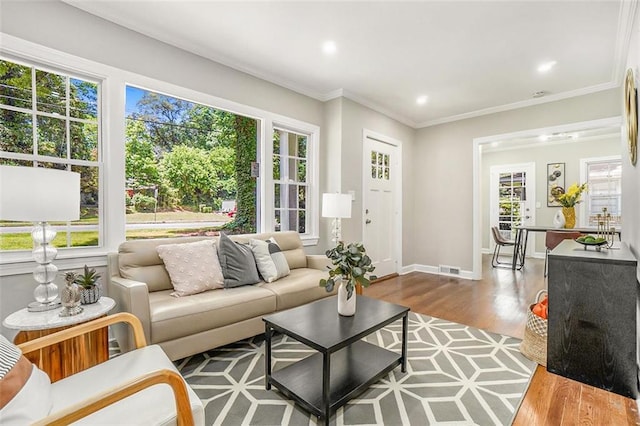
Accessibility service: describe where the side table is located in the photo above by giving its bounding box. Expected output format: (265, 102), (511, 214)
(3, 296), (116, 382)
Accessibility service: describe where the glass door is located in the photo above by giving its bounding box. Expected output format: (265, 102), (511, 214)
(489, 163), (535, 251)
(498, 171), (527, 240)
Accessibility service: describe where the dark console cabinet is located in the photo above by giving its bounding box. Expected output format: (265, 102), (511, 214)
(548, 240), (639, 398)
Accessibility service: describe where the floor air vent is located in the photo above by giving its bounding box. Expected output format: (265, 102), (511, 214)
(439, 265), (461, 275)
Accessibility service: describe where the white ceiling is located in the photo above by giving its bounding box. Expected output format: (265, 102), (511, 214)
(64, 1), (634, 128)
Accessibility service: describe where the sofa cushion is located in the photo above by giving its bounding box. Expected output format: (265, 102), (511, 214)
(148, 286), (276, 344)
(156, 240), (224, 297)
(250, 238), (290, 283)
(118, 237), (212, 292)
(259, 268), (332, 311)
(49, 345), (204, 425)
(218, 233), (261, 288)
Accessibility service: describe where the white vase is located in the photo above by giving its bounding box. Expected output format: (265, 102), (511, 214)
(553, 210), (565, 229)
(337, 281), (356, 316)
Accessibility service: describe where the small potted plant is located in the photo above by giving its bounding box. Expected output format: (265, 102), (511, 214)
(74, 265), (102, 304)
(319, 241), (376, 316)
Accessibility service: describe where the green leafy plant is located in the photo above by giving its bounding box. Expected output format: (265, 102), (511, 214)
(319, 241), (377, 300)
(74, 265), (101, 289)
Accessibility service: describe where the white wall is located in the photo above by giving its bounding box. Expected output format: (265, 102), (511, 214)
(482, 136), (620, 254)
(338, 98), (416, 258)
(412, 89), (621, 271)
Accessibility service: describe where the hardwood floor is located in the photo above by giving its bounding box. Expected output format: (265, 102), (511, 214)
(364, 254), (639, 425)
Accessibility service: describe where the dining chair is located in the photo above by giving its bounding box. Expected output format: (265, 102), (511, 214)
(544, 230), (582, 276)
(491, 226), (520, 269)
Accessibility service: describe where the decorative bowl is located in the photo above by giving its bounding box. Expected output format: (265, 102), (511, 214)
(574, 236), (607, 251)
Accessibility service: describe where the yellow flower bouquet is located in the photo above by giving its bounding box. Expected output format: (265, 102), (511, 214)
(553, 183), (588, 207)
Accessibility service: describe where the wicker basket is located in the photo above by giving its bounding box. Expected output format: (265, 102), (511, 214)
(520, 290), (548, 366)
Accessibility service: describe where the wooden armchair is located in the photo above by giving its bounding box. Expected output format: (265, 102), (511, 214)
(16, 312), (203, 425)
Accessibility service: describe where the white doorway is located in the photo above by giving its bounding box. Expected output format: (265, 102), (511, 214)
(362, 130), (402, 278)
(472, 117), (622, 280)
(489, 163), (536, 255)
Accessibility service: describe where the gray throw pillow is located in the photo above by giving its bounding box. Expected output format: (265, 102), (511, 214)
(218, 233), (261, 288)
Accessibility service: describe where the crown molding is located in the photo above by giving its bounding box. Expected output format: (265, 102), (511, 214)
(612, 0), (638, 85)
(482, 130), (621, 154)
(320, 88), (344, 102)
(416, 82), (620, 128)
(339, 90), (418, 128)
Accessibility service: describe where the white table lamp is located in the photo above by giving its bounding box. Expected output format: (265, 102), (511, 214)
(0, 165), (80, 311)
(322, 193), (352, 244)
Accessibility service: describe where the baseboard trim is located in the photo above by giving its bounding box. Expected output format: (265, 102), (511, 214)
(400, 264), (474, 280)
(372, 273), (399, 284)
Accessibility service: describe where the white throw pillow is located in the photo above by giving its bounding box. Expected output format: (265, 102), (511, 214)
(249, 238), (290, 283)
(156, 239), (224, 297)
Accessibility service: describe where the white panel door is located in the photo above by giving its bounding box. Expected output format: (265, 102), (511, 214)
(363, 137), (399, 278)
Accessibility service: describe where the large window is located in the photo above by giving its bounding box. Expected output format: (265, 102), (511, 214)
(0, 40), (320, 264)
(0, 58), (101, 251)
(582, 157), (622, 227)
(273, 128), (309, 234)
(125, 86), (257, 239)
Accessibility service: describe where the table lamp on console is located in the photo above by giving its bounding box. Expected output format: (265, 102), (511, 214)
(0, 165), (80, 311)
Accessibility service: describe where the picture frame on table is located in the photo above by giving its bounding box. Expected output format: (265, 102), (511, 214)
(547, 163), (565, 207)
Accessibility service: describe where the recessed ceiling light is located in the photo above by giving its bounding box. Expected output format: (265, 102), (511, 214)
(537, 61), (557, 73)
(416, 95), (428, 105)
(322, 41), (337, 55)
(539, 134), (549, 142)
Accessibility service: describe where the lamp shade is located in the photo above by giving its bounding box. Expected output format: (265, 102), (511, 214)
(322, 193), (352, 218)
(0, 165), (81, 222)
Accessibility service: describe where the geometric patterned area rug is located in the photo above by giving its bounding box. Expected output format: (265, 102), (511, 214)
(175, 312), (536, 425)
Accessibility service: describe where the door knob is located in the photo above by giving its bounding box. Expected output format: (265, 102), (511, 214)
(365, 219), (372, 224)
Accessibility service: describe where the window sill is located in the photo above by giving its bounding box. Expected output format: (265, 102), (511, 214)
(0, 235), (318, 276)
(300, 235), (319, 247)
(0, 251), (109, 277)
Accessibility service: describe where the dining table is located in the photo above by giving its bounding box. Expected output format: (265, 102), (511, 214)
(511, 225), (622, 270)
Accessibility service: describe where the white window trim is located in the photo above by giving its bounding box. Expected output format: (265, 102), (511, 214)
(0, 34), (320, 276)
(579, 155), (622, 227)
(266, 121), (320, 241)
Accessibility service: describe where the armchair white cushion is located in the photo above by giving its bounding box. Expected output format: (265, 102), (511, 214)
(14, 313), (204, 426)
(50, 344), (202, 425)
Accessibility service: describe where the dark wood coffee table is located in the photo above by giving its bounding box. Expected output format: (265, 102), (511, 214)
(263, 295), (409, 425)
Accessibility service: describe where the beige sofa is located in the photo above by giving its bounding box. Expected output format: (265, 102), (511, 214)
(107, 231), (333, 361)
